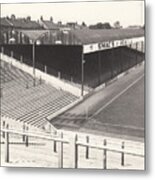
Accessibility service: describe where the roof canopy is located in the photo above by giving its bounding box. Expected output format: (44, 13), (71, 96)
(16, 28), (144, 47)
(72, 28), (144, 45)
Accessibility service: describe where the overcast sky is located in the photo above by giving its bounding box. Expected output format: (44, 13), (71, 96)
(1, 0), (144, 27)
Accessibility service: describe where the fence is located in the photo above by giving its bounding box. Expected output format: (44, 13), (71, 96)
(0, 46), (81, 86)
(0, 52), (89, 96)
(1, 124), (144, 169)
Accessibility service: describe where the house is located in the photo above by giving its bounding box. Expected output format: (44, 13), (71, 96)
(0, 15), (43, 44)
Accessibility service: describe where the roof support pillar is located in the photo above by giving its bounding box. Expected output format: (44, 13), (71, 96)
(98, 50), (101, 85)
(32, 41), (36, 86)
(81, 47), (84, 97)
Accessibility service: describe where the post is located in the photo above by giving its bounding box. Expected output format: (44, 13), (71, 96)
(135, 42), (138, 65)
(53, 130), (57, 152)
(44, 65), (47, 73)
(103, 139), (107, 169)
(39, 76), (42, 85)
(81, 49), (84, 97)
(111, 49), (114, 78)
(74, 134), (78, 168)
(33, 77), (36, 87)
(11, 51), (13, 58)
(20, 55), (23, 63)
(141, 41), (144, 53)
(53, 141), (57, 153)
(121, 141), (125, 166)
(2, 121), (5, 138)
(25, 126), (29, 147)
(86, 136), (89, 159)
(69, 134), (78, 168)
(23, 123), (26, 142)
(130, 42), (132, 49)
(120, 47), (123, 72)
(1, 46), (4, 54)
(5, 124), (9, 163)
(136, 42), (138, 51)
(58, 71), (61, 79)
(71, 76), (73, 83)
(58, 132), (63, 168)
(98, 51), (101, 85)
(32, 42), (36, 86)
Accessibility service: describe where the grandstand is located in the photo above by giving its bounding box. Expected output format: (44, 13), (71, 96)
(0, 28), (145, 90)
(0, 27), (145, 131)
(0, 27), (145, 133)
(84, 46), (144, 87)
(0, 60), (79, 129)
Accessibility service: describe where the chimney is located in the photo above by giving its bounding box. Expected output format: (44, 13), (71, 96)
(50, 16), (53, 22)
(11, 14), (16, 20)
(27, 16), (31, 22)
(58, 21), (62, 26)
(40, 16), (43, 21)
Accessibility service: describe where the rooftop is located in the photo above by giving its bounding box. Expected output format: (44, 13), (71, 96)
(0, 18), (12, 27)
(1, 17), (42, 29)
(8, 18), (42, 29)
(41, 20), (60, 30)
(71, 28), (144, 44)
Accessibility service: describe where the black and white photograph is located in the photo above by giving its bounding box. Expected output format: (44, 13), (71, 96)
(0, 0), (145, 170)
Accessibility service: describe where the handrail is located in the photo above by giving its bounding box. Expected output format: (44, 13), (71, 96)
(1, 128), (69, 144)
(76, 141), (144, 157)
(1, 128), (144, 157)
(1, 127), (144, 168)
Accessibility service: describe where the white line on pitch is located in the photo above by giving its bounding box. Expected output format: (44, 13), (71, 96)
(90, 74), (144, 118)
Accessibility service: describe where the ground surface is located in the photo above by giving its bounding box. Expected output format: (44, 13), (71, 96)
(52, 63), (145, 141)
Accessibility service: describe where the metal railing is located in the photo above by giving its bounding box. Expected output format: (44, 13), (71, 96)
(1, 124), (144, 169)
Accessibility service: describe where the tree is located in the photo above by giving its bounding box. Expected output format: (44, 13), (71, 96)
(40, 16), (43, 21)
(82, 21), (87, 27)
(89, 22), (112, 29)
(27, 16), (31, 21)
(50, 16), (53, 22)
(113, 21), (122, 29)
(11, 14), (16, 20)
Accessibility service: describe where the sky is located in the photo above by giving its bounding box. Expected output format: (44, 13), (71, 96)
(1, 0), (145, 27)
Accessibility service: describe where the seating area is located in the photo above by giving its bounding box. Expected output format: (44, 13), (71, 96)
(1, 60), (78, 129)
(84, 46), (144, 88)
